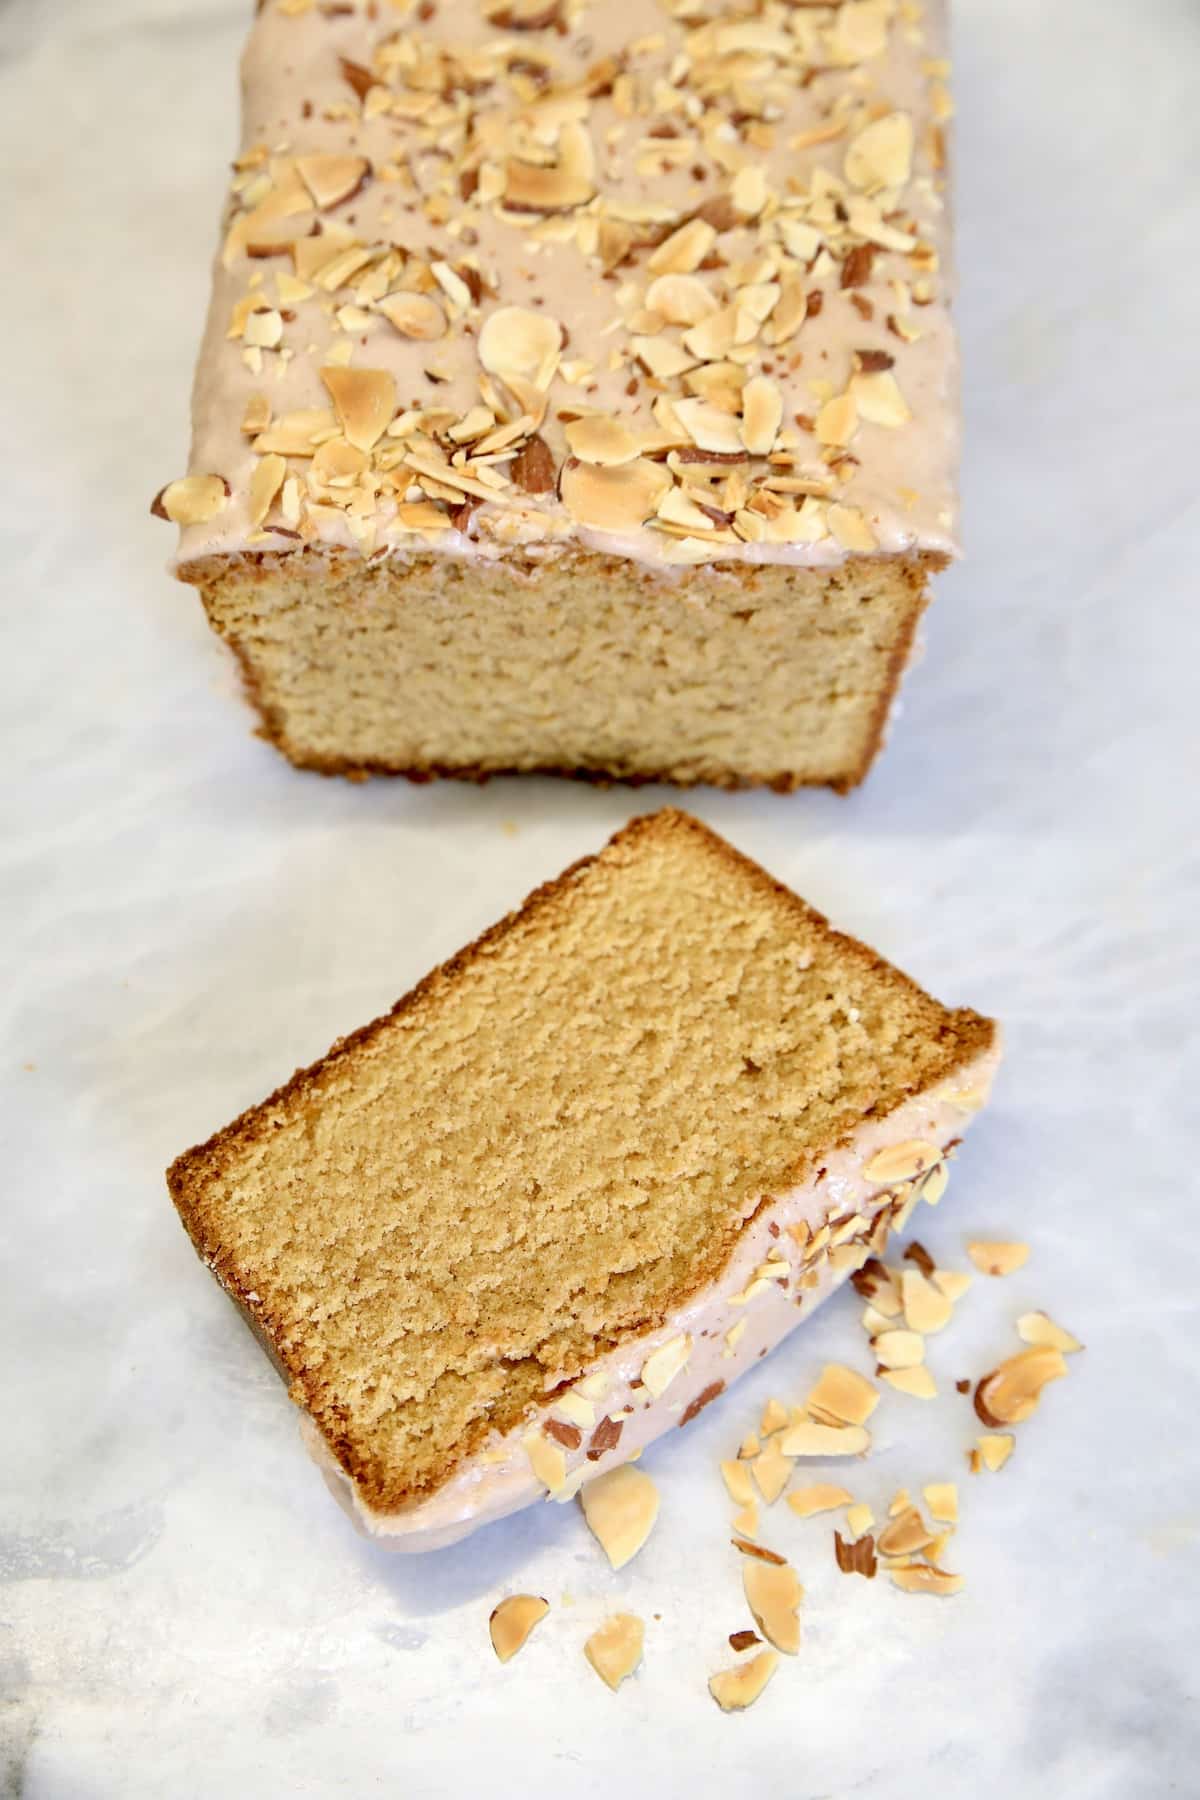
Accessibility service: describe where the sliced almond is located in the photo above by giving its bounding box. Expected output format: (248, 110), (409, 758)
(880, 1365), (937, 1399)
(240, 392), (271, 436)
(850, 369), (911, 427)
(584, 1613), (644, 1691)
(648, 218), (717, 276)
(319, 367), (395, 452)
(834, 1531), (878, 1578)
(732, 1500), (759, 1539)
(377, 291), (447, 341)
(889, 1564), (963, 1597)
(674, 398), (745, 455)
(150, 474), (228, 527)
(864, 1141), (942, 1185)
(779, 1421), (870, 1458)
(900, 1269), (954, 1335)
(974, 1346), (1067, 1426)
(560, 457), (671, 533)
(923, 1483), (958, 1524)
(523, 1428), (567, 1494)
(708, 1649), (778, 1711)
(932, 1268), (972, 1302)
(920, 1162), (950, 1205)
(478, 305), (562, 386)
(565, 416), (642, 468)
(877, 1507), (935, 1558)
(720, 1459), (755, 1508)
(806, 1364), (879, 1428)
(742, 1557), (802, 1654)
(815, 393), (858, 447)
(845, 1502), (875, 1538)
(787, 1483), (852, 1518)
(974, 1433), (1015, 1472)
(640, 1334), (692, 1398)
(247, 454), (287, 528)
(740, 376), (783, 456)
(845, 112), (913, 192)
(739, 1432), (761, 1461)
(759, 1397), (789, 1437)
(645, 273), (718, 325)
(751, 1437), (794, 1505)
(967, 1240), (1030, 1278)
(1017, 1311), (1083, 1354)
(871, 1329), (925, 1370)
(296, 153), (371, 211)
(579, 1464), (659, 1569)
(489, 1594), (549, 1663)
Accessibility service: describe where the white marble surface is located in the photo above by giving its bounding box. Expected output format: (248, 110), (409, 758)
(3, 1), (1199, 1794)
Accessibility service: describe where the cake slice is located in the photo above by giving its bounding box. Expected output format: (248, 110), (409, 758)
(168, 811), (999, 1549)
(155, 0), (958, 791)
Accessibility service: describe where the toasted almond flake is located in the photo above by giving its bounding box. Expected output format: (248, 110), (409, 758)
(739, 1432), (761, 1460)
(788, 1484), (853, 1518)
(565, 416), (642, 468)
(871, 1329), (924, 1370)
(924, 1483), (958, 1524)
(560, 456), (671, 533)
(732, 1500), (759, 1539)
(248, 453), (287, 527)
(478, 305), (562, 386)
(641, 1334), (692, 1399)
(720, 1459), (755, 1507)
(645, 273), (718, 326)
(579, 1464), (659, 1569)
(320, 367), (395, 452)
(877, 1506), (934, 1558)
(728, 1629), (761, 1653)
(834, 1530), (878, 1578)
(888, 1488), (912, 1517)
(674, 398), (745, 456)
(648, 217), (716, 276)
(779, 1421), (870, 1458)
(845, 112), (913, 192)
(724, 1319), (747, 1357)
(240, 392), (271, 436)
(732, 164), (768, 217)
(296, 152), (371, 211)
(900, 1269), (954, 1335)
(740, 376), (784, 456)
(975, 1347), (1067, 1427)
(889, 1563), (963, 1597)
(584, 1613), (644, 1691)
(850, 369), (911, 427)
(864, 1141), (942, 1185)
(742, 1557), (802, 1654)
(378, 291), (447, 341)
(932, 1268), (971, 1301)
(254, 407), (337, 457)
(974, 1433), (1015, 1472)
(555, 1391), (595, 1430)
(1017, 1311), (1084, 1354)
(151, 474), (228, 527)
(489, 1594), (549, 1663)
(806, 1364), (879, 1427)
(632, 335), (698, 380)
(845, 1502), (874, 1538)
(760, 1398), (789, 1437)
(967, 1240), (1030, 1277)
(751, 1438), (793, 1505)
(815, 393), (858, 447)
(708, 1649), (778, 1712)
(880, 1365), (938, 1399)
(523, 1428), (567, 1494)
(576, 1372), (608, 1401)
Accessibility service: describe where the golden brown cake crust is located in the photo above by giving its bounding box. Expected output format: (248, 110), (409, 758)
(168, 810), (994, 1515)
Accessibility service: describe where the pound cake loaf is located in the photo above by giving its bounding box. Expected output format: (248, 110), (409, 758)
(168, 811), (999, 1549)
(155, 0), (959, 791)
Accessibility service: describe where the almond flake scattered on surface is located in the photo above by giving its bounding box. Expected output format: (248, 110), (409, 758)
(877, 1506), (935, 1558)
(732, 1500), (759, 1540)
(932, 1268), (972, 1303)
(806, 1363), (880, 1427)
(641, 1334), (692, 1398)
(751, 1437), (794, 1505)
(708, 1649), (779, 1712)
(900, 1268), (954, 1335)
(788, 1483), (853, 1518)
(883, 1364), (938, 1400)
(742, 1557), (803, 1654)
(889, 1563), (963, 1598)
(834, 1531), (878, 1578)
(489, 1594), (549, 1663)
(973, 1433), (1015, 1473)
(1017, 1311), (1083, 1353)
(739, 1431), (761, 1461)
(975, 1346), (1067, 1427)
(967, 1240), (1030, 1277)
(924, 1483), (959, 1524)
(721, 1459), (755, 1508)
(888, 1489), (912, 1517)
(872, 1329), (925, 1370)
(579, 1464), (660, 1569)
(728, 1630), (761, 1653)
(584, 1613), (644, 1691)
(779, 1421), (870, 1458)
(845, 1502), (875, 1538)
(760, 1397), (789, 1437)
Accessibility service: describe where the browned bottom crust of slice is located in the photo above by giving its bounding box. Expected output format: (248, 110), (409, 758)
(180, 546), (942, 793)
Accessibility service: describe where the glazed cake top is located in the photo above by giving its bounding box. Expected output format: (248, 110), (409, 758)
(160, 0), (958, 572)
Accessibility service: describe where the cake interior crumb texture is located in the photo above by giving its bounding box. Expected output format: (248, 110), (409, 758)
(168, 811), (993, 1511)
(185, 547), (938, 792)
